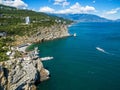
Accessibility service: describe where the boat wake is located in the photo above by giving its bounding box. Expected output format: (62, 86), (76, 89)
(96, 47), (113, 55)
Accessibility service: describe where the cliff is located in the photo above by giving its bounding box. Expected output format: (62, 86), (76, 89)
(0, 23), (70, 90)
(0, 4), (71, 90)
(0, 58), (49, 90)
(14, 24), (70, 45)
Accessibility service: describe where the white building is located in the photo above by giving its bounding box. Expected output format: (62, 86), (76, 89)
(25, 16), (30, 24)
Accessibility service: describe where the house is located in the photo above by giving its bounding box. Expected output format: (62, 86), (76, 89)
(0, 32), (7, 38)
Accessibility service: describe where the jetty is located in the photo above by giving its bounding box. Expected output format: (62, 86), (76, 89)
(40, 56), (54, 61)
(17, 44), (53, 61)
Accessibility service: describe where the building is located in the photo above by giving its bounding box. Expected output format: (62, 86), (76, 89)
(25, 16), (30, 24)
(0, 32), (7, 38)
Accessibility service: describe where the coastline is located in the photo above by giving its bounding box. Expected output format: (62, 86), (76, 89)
(13, 24), (70, 45)
(0, 24), (70, 90)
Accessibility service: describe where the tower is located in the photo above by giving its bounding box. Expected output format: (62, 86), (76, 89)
(25, 16), (30, 24)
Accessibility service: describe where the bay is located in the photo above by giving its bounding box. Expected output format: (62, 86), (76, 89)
(37, 22), (120, 90)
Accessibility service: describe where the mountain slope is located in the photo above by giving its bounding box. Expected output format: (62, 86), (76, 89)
(0, 4), (72, 36)
(115, 19), (120, 22)
(53, 14), (112, 22)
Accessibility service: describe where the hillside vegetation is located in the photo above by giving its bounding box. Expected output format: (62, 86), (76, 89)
(0, 4), (72, 61)
(0, 4), (72, 36)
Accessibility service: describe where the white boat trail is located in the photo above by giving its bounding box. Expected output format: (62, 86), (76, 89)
(96, 47), (111, 55)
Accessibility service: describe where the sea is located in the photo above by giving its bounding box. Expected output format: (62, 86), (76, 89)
(37, 22), (120, 90)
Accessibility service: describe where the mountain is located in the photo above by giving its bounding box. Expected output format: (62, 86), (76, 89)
(115, 19), (120, 22)
(52, 14), (112, 22)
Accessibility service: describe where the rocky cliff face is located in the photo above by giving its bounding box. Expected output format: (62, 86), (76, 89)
(0, 66), (7, 90)
(0, 24), (70, 90)
(14, 24), (70, 45)
(0, 58), (49, 90)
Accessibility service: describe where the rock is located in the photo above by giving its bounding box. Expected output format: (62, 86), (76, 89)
(24, 83), (37, 90)
(0, 66), (7, 90)
(14, 24), (70, 45)
(0, 24), (69, 89)
(40, 68), (50, 81)
(0, 58), (49, 90)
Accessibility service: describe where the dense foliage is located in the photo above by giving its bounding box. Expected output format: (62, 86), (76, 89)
(0, 38), (9, 61)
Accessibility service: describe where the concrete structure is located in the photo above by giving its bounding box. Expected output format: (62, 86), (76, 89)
(25, 16), (30, 24)
(17, 43), (30, 53)
(28, 47), (39, 60)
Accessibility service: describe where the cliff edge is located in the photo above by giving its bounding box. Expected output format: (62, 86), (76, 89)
(0, 58), (49, 90)
(14, 24), (70, 45)
(0, 24), (70, 90)
(0, 4), (71, 90)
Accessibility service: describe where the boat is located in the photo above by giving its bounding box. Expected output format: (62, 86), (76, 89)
(96, 47), (105, 52)
(73, 33), (76, 37)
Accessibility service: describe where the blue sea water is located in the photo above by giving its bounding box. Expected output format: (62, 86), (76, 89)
(37, 22), (120, 90)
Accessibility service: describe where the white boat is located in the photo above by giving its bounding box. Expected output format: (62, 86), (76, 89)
(68, 25), (71, 27)
(73, 33), (76, 37)
(96, 47), (105, 52)
(40, 56), (54, 61)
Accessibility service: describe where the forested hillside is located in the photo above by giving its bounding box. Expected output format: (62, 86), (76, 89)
(0, 4), (72, 61)
(0, 4), (72, 36)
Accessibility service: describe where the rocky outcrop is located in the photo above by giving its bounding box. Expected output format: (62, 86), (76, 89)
(0, 58), (49, 90)
(0, 24), (70, 90)
(31, 24), (70, 42)
(0, 66), (7, 90)
(14, 24), (70, 45)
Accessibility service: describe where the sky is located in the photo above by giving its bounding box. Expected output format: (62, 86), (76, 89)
(0, 0), (120, 20)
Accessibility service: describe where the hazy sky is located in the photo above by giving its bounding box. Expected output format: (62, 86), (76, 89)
(1, 0), (120, 20)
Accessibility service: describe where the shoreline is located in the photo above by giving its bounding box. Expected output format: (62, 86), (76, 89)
(0, 24), (71, 90)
